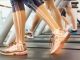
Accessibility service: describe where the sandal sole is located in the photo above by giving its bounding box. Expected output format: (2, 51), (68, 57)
(0, 50), (28, 56)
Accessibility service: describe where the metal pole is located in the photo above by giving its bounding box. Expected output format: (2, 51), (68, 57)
(0, 11), (13, 46)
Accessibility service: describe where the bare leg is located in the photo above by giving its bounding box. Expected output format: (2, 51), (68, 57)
(29, 0), (63, 33)
(0, 0), (27, 55)
(30, 13), (41, 32)
(62, 16), (72, 31)
(66, 4), (77, 31)
(46, 0), (71, 31)
(0, 1), (70, 55)
(36, 4), (60, 31)
(26, 13), (41, 38)
(45, 0), (63, 29)
(13, 3), (26, 45)
(36, 4), (70, 54)
(62, 16), (71, 25)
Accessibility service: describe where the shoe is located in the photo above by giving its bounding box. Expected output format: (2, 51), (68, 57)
(65, 24), (72, 32)
(0, 43), (27, 56)
(65, 24), (77, 33)
(68, 28), (77, 33)
(50, 29), (70, 55)
(25, 31), (33, 38)
(77, 19), (80, 24)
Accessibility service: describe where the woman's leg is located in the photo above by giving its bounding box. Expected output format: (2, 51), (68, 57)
(0, 0), (27, 55)
(62, 16), (72, 31)
(12, 0), (26, 45)
(36, 4), (60, 31)
(59, 8), (72, 31)
(26, 13), (41, 38)
(15, 10), (26, 44)
(28, 0), (61, 34)
(30, 13), (41, 32)
(46, 0), (71, 31)
(28, 0), (70, 54)
(66, 4), (77, 31)
(29, 0), (61, 35)
(31, 0), (70, 54)
(45, 0), (63, 29)
(27, 0), (62, 37)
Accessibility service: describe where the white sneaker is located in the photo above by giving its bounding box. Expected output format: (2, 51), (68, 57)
(50, 29), (70, 55)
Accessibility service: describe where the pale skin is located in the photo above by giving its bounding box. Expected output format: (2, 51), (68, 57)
(12, 1), (60, 50)
(45, 0), (77, 30)
(45, 0), (73, 30)
(9, 2), (69, 43)
(12, 3), (26, 45)
(30, 0), (63, 33)
(4, 0), (60, 46)
(30, 13), (41, 32)
(30, 0), (70, 33)
(45, 0), (63, 29)
(36, 4), (60, 31)
(1, 0), (70, 55)
(59, 0), (77, 30)
(66, 4), (77, 30)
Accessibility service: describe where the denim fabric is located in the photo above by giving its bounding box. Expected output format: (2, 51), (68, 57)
(10, 0), (44, 11)
(10, 0), (25, 12)
(61, 9), (66, 17)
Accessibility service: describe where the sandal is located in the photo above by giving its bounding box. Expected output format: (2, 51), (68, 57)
(0, 43), (27, 56)
(25, 31), (33, 38)
(50, 29), (70, 55)
(0, 50), (27, 56)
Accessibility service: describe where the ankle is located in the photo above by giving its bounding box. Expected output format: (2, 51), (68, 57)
(16, 43), (26, 51)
